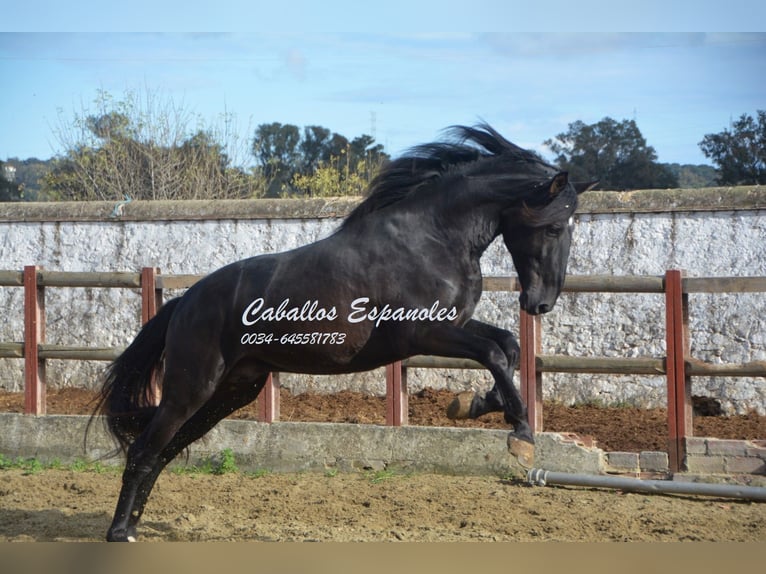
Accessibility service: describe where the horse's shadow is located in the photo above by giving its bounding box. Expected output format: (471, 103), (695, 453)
(0, 508), (111, 541)
(0, 507), (191, 541)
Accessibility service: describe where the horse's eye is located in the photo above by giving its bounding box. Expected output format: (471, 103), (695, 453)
(545, 224), (564, 237)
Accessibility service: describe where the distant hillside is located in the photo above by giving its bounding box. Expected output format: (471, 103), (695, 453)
(665, 163), (718, 188)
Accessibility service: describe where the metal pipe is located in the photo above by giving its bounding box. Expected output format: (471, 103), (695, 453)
(526, 468), (766, 502)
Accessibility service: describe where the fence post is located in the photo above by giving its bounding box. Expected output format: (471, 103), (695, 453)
(665, 269), (692, 472)
(141, 267), (163, 324)
(386, 361), (408, 426)
(23, 265), (46, 415)
(257, 373), (280, 423)
(141, 267), (163, 405)
(519, 309), (543, 433)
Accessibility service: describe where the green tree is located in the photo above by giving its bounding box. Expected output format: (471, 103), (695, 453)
(1, 160), (23, 201)
(545, 117), (678, 190)
(699, 111), (766, 185)
(251, 122), (301, 189)
(252, 123), (389, 197)
(1, 158), (54, 201)
(323, 133), (351, 162)
(44, 89), (262, 201)
(291, 158), (368, 197)
(299, 125), (332, 174)
(348, 135), (387, 182)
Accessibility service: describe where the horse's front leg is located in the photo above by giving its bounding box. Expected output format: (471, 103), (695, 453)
(445, 319), (521, 423)
(409, 322), (534, 465)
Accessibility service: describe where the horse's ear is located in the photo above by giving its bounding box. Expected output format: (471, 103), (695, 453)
(574, 180), (599, 194)
(549, 172), (569, 196)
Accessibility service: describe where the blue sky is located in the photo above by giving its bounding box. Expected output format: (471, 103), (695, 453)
(2, 4), (765, 167)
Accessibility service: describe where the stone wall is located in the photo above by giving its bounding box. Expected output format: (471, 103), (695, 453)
(0, 187), (764, 414)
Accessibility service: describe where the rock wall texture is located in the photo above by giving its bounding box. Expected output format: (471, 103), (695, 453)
(1, 187), (764, 414)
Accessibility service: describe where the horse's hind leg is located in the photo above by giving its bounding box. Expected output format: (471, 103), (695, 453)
(107, 399), (211, 541)
(106, 354), (227, 542)
(109, 372), (268, 542)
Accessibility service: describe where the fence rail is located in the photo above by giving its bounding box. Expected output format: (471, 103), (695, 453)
(1, 266), (764, 472)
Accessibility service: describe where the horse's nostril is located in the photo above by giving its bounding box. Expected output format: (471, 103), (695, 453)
(519, 293), (551, 315)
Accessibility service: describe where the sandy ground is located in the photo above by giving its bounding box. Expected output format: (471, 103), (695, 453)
(1, 468), (764, 542)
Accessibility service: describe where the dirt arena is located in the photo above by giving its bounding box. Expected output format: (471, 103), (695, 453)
(2, 467), (765, 542)
(1, 387), (765, 542)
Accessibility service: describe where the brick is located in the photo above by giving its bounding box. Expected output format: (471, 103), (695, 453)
(606, 452), (639, 471)
(684, 456), (726, 474)
(726, 457), (766, 475)
(639, 451), (669, 472)
(705, 439), (748, 457)
(556, 432), (598, 448)
(685, 437), (708, 455)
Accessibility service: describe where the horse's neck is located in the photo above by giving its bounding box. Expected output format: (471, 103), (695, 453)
(339, 186), (506, 263)
(435, 194), (504, 259)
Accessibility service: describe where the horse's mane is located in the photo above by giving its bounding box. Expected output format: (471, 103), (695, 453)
(341, 123), (561, 229)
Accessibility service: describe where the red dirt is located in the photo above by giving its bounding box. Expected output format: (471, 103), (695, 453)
(1, 387), (764, 453)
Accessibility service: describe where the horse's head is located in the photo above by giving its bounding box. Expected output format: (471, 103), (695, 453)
(501, 172), (595, 315)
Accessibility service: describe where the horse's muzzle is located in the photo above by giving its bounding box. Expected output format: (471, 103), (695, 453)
(519, 292), (555, 316)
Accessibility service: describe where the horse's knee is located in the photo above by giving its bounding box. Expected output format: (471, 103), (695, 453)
(482, 344), (512, 374)
(499, 334), (520, 368)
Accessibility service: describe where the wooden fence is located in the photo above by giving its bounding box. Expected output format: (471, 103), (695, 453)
(1, 266), (765, 472)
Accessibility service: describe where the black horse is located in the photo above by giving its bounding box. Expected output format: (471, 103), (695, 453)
(95, 123), (592, 541)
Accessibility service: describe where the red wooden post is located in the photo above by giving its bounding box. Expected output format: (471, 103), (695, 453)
(257, 373), (280, 423)
(141, 267), (163, 405)
(519, 309), (543, 433)
(665, 269), (692, 472)
(386, 361), (408, 426)
(141, 267), (163, 325)
(23, 265), (46, 415)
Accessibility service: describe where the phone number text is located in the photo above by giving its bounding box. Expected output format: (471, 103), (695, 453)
(240, 332), (347, 345)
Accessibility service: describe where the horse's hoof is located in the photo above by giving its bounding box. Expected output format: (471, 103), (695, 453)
(106, 534), (136, 542)
(106, 528), (137, 542)
(446, 392), (475, 419)
(507, 435), (535, 469)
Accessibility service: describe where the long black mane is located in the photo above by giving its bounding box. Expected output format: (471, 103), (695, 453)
(342, 123), (568, 229)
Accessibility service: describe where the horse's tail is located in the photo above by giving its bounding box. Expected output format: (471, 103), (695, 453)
(91, 297), (182, 453)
